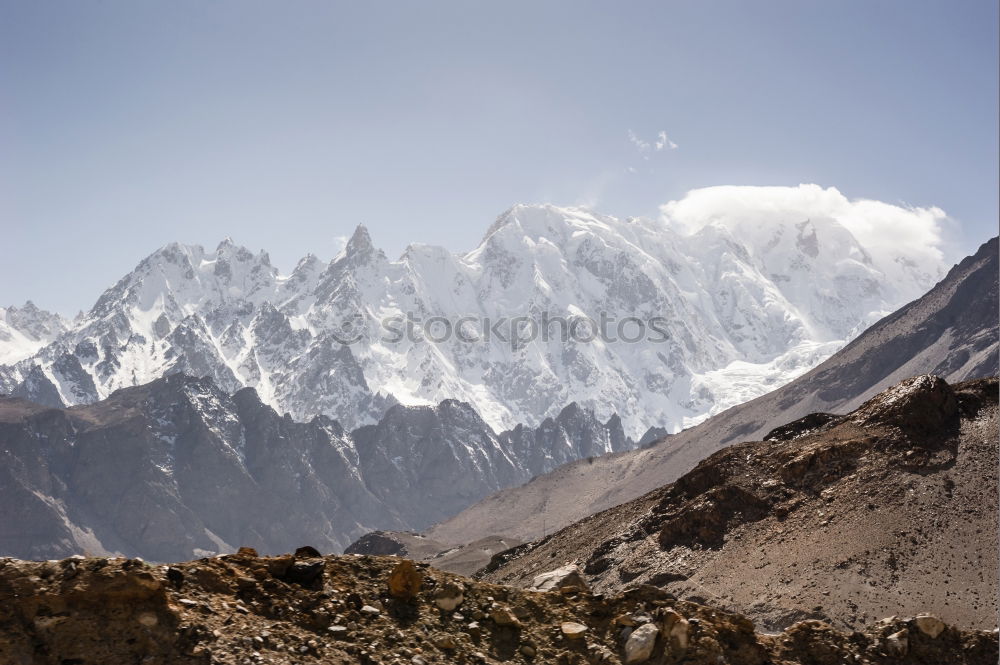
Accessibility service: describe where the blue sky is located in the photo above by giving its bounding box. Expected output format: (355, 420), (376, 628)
(2, 1), (997, 314)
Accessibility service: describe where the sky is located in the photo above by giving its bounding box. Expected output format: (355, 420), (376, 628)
(2, 0), (997, 315)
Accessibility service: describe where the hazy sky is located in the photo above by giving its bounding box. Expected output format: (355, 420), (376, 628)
(2, 1), (997, 315)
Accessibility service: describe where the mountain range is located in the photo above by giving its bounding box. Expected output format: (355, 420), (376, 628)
(0, 204), (944, 438)
(0, 206), (992, 557)
(0, 211), (997, 665)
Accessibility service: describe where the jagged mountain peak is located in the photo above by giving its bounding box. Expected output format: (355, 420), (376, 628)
(291, 252), (322, 271)
(215, 235), (236, 251)
(339, 223), (379, 260)
(0, 301), (69, 366)
(1, 300), (66, 328)
(87, 238), (279, 319)
(5, 300), (39, 315)
(556, 400), (586, 420)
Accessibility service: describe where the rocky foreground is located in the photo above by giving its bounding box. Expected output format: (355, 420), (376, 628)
(1, 548), (996, 665)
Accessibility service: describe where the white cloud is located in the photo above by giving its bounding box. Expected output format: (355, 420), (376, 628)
(627, 129), (651, 158)
(659, 183), (951, 281)
(331, 235), (349, 254)
(655, 131), (678, 151)
(628, 129), (677, 158)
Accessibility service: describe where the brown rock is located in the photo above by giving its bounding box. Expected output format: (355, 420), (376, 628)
(236, 576), (257, 590)
(661, 609), (689, 652)
(490, 605), (521, 626)
(136, 611), (158, 627)
(266, 555), (295, 577)
(913, 615), (945, 639)
(387, 559), (423, 600)
(560, 621), (588, 640)
(886, 629), (909, 656)
(166, 566), (184, 589)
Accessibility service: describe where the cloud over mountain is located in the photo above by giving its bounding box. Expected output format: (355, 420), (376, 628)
(660, 184), (950, 278)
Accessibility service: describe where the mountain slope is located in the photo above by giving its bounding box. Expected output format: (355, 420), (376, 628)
(427, 237), (998, 546)
(0, 374), (629, 561)
(479, 376), (999, 634)
(0, 204), (943, 437)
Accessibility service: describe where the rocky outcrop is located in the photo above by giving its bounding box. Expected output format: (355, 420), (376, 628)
(1, 552), (994, 665)
(851, 374), (959, 437)
(343, 531), (410, 557)
(530, 563), (590, 592)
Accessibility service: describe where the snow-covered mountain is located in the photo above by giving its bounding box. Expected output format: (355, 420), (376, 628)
(0, 302), (69, 366)
(0, 204), (943, 436)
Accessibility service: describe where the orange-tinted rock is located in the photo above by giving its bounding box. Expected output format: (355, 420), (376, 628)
(387, 559), (423, 600)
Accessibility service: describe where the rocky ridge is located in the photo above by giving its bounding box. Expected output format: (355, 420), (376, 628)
(1, 548), (995, 665)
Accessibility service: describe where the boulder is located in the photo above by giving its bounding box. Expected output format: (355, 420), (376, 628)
(294, 546), (321, 558)
(490, 605), (521, 627)
(165, 566), (184, 589)
(886, 629), (909, 656)
(433, 582), (465, 611)
(387, 560), (423, 600)
(530, 564), (589, 592)
(661, 608), (689, 652)
(624, 623), (659, 663)
(913, 615), (945, 639)
(560, 622), (588, 640)
(266, 555), (294, 577)
(284, 561), (324, 587)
